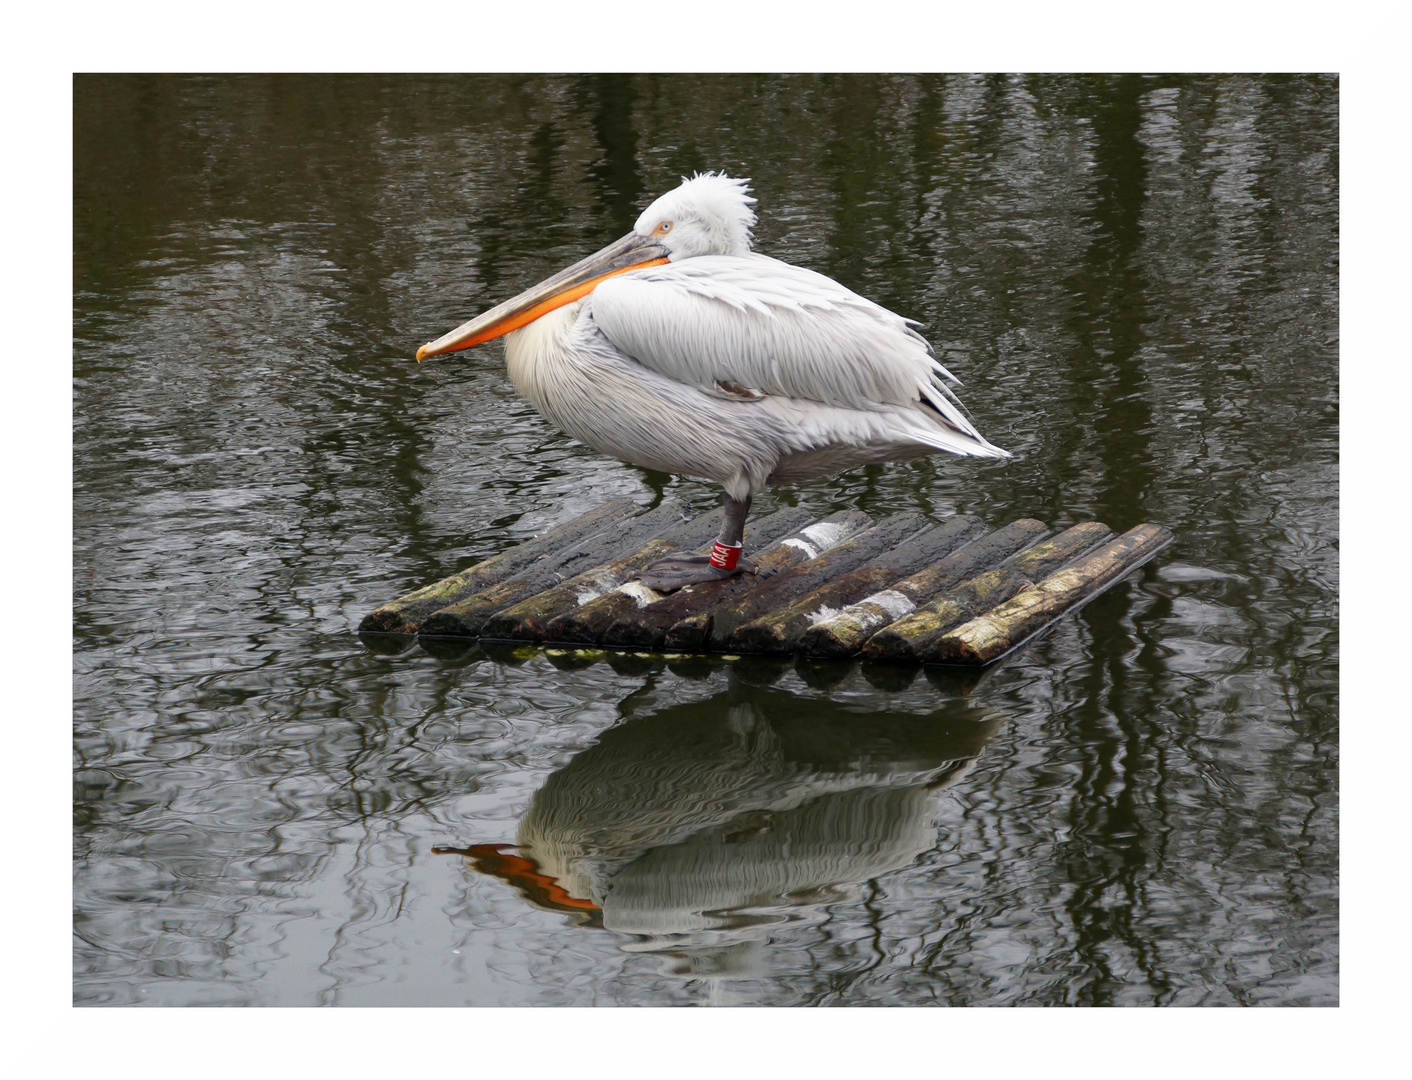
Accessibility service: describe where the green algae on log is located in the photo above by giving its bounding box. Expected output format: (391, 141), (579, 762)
(859, 522), (1116, 664)
(357, 501), (1176, 668)
(797, 518), (1050, 659)
(357, 497), (641, 635)
(927, 524), (1176, 665)
(417, 500), (694, 639)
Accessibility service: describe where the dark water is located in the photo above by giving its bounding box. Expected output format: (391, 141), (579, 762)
(73, 74), (1337, 1006)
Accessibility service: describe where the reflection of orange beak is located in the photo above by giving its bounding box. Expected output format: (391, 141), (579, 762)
(415, 232), (671, 361)
(434, 843), (603, 922)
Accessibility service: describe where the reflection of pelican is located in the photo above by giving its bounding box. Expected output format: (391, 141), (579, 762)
(416, 173), (1009, 590)
(439, 684), (998, 973)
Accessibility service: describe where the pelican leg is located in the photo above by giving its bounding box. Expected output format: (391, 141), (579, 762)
(636, 494), (757, 591)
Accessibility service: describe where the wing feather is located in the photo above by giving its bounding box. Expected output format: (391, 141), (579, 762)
(588, 254), (965, 411)
(587, 253), (1006, 455)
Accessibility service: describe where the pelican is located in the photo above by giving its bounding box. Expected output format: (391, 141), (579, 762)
(416, 172), (1010, 590)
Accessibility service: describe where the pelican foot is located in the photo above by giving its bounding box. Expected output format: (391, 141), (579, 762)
(645, 551), (713, 566)
(634, 554), (758, 592)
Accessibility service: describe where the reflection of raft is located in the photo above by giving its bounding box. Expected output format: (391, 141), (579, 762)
(360, 498), (1173, 666)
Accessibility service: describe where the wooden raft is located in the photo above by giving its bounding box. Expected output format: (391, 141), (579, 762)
(358, 500), (1174, 666)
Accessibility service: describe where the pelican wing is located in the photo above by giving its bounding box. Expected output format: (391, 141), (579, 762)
(587, 254), (989, 443)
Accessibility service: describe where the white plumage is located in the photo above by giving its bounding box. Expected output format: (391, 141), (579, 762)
(418, 172), (1010, 588)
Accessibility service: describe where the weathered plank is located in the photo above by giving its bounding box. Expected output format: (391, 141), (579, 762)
(860, 522), (1115, 664)
(711, 513), (931, 653)
(357, 497), (641, 635)
(417, 501), (692, 639)
(727, 515), (987, 655)
(602, 511), (873, 652)
(798, 518), (1051, 659)
(541, 507), (816, 645)
(928, 523), (1176, 665)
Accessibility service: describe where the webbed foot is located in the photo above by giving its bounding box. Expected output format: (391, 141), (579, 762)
(633, 553), (758, 592)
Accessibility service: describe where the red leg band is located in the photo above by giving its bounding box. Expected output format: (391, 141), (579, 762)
(709, 541), (742, 570)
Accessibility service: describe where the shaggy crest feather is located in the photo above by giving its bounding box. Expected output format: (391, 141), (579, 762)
(634, 172), (757, 258)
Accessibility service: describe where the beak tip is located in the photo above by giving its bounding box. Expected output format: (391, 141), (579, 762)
(415, 344), (430, 362)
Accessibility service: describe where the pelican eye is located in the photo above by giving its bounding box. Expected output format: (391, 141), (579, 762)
(657, 220), (674, 234)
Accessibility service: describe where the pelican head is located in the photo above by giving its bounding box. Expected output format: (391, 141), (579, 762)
(633, 172), (757, 259)
(416, 172), (755, 360)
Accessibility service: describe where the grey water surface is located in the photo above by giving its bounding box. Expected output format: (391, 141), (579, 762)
(73, 74), (1337, 1006)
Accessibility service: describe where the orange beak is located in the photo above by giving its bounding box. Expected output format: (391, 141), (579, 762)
(415, 231), (671, 361)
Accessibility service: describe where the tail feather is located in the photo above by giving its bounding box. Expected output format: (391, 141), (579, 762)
(916, 382), (1010, 459)
(911, 422), (1012, 459)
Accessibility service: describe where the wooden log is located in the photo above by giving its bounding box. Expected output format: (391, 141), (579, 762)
(480, 506), (809, 643)
(477, 505), (728, 643)
(540, 507), (815, 645)
(417, 500), (693, 639)
(357, 497), (641, 635)
(798, 517), (1051, 659)
(726, 515), (987, 655)
(601, 510), (873, 652)
(928, 523), (1176, 665)
(860, 522), (1115, 664)
(711, 513), (931, 653)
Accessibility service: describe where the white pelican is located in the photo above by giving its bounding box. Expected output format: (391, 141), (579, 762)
(416, 173), (1010, 590)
